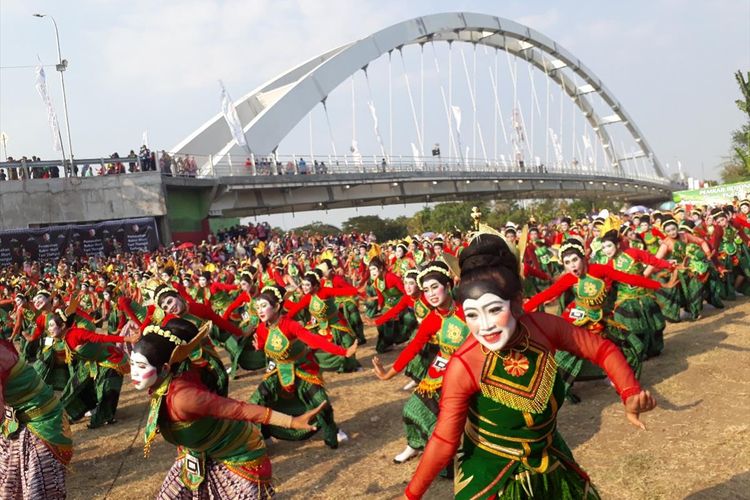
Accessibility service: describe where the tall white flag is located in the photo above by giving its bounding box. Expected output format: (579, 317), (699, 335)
(219, 80), (248, 150)
(451, 105), (462, 132)
(35, 65), (63, 153)
(142, 130), (149, 148)
(410, 142), (424, 167)
(367, 101), (387, 160)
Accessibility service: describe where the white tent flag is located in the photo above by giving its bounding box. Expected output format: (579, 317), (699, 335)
(35, 65), (63, 153)
(219, 80), (248, 150)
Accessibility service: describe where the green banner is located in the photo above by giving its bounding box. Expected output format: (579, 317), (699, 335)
(673, 180), (750, 205)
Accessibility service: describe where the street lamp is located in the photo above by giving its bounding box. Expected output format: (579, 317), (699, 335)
(33, 13), (74, 177)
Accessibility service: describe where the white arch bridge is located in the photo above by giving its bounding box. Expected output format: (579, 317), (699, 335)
(167, 12), (673, 218)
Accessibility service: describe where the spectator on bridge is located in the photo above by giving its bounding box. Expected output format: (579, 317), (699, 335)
(128, 150), (137, 172)
(298, 157), (307, 174)
(185, 155), (198, 177)
(381, 158), (387, 172)
(160, 150), (173, 176)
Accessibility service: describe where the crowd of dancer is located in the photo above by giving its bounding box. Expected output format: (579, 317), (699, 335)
(2, 199), (749, 499)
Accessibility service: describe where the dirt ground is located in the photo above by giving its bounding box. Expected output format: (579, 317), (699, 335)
(67, 298), (750, 500)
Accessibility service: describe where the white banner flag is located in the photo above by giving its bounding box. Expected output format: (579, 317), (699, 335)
(219, 80), (248, 150)
(142, 130), (149, 148)
(35, 65), (63, 153)
(410, 142), (424, 167)
(451, 105), (462, 132)
(367, 101), (387, 160)
(350, 140), (363, 167)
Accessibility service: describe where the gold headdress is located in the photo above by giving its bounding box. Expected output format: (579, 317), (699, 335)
(599, 214), (623, 237)
(466, 206), (519, 261)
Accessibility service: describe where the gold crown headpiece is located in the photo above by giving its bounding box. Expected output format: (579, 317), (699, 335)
(143, 324), (186, 346)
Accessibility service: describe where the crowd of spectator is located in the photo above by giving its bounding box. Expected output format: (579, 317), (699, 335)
(1, 145), (199, 180)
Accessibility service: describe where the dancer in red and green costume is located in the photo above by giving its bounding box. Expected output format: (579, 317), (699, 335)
(131, 317), (324, 498)
(652, 217), (714, 321)
(249, 284), (358, 449)
(284, 270), (361, 373)
(1, 338), (73, 499)
(366, 268), (436, 392)
(366, 257), (412, 353)
(9, 292), (38, 362)
(373, 261), (470, 466)
(50, 301), (136, 429)
(600, 225), (675, 358)
(402, 233), (656, 500)
(221, 268), (268, 377)
(317, 259), (367, 346)
(524, 238), (665, 401)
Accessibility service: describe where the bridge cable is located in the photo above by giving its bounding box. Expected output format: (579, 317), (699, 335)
(321, 100), (340, 166)
(362, 68), (389, 162)
(487, 49), (509, 157)
(388, 51), (393, 159)
(459, 45), (488, 166)
(395, 49), (424, 165)
(429, 41), (459, 167)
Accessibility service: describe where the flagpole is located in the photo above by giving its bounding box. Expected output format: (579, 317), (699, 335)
(34, 14), (74, 177)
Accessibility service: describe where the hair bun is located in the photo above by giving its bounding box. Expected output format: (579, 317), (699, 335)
(459, 234), (518, 277)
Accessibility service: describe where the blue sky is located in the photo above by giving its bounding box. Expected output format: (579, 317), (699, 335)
(1, 1), (748, 228)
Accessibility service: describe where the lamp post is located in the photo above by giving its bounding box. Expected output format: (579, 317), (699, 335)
(33, 13), (74, 177)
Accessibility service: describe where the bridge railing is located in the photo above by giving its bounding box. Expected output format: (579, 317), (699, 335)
(191, 153), (670, 185)
(0, 152), (670, 186)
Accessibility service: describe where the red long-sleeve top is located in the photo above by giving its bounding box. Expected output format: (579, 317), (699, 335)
(615, 248), (675, 271)
(392, 305), (465, 373)
(374, 294), (416, 326)
(165, 369), (271, 422)
(255, 316), (347, 356)
(30, 307), (95, 341)
(64, 327), (127, 365)
(284, 284), (359, 319)
(523, 263), (661, 313)
(222, 291), (252, 320)
(404, 312), (642, 499)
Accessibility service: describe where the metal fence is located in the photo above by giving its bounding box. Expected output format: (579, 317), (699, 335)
(0, 152), (671, 186)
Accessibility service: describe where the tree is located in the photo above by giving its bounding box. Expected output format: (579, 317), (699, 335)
(290, 221), (340, 236)
(342, 215), (408, 242)
(721, 70), (750, 182)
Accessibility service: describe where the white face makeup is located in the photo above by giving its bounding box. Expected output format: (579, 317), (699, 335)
(562, 253), (585, 277)
(254, 298), (277, 323)
(422, 278), (449, 308)
(301, 280), (312, 295)
(160, 295), (185, 316)
(463, 293), (517, 352)
(47, 318), (64, 338)
(129, 352), (159, 390)
(33, 295), (48, 311)
(403, 278), (419, 297)
(369, 266), (380, 280)
(601, 240), (618, 259)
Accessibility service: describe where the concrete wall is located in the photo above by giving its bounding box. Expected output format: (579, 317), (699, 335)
(0, 172), (167, 230)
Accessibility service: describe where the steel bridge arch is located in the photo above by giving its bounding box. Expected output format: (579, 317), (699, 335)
(172, 12), (664, 179)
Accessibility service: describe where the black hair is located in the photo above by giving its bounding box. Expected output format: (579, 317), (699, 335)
(132, 317), (198, 370)
(302, 271), (320, 288)
(258, 284), (286, 310)
(368, 257), (385, 270)
(601, 229), (620, 246)
(560, 238), (586, 260)
(417, 261), (453, 288)
(457, 234), (521, 302)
